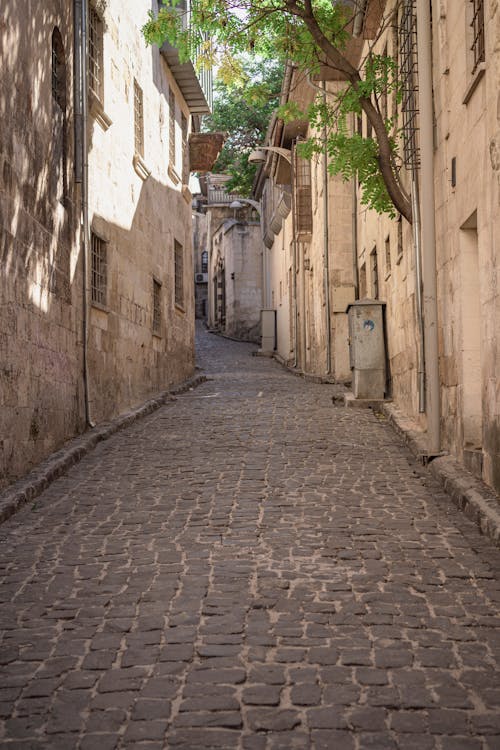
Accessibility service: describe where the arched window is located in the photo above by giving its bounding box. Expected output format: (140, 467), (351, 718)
(51, 28), (67, 206)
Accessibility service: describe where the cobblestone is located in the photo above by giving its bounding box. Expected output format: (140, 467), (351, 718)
(0, 327), (499, 748)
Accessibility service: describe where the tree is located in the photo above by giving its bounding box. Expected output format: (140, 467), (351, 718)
(143, 0), (412, 223)
(203, 58), (283, 195)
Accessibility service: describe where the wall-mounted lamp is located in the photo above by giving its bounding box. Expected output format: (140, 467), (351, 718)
(248, 146), (293, 165)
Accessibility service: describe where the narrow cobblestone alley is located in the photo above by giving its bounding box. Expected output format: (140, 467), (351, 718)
(1, 327), (499, 750)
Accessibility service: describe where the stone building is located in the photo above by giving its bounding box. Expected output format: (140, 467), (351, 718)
(194, 176), (263, 342)
(254, 66), (355, 381)
(256, 0), (499, 493)
(0, 0), (211, 488)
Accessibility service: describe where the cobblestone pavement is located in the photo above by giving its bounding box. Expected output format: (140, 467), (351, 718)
(1, 327), (500, 750)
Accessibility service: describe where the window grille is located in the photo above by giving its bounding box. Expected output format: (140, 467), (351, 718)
(181, 113), (189, 184)
(385, 235), (391, 274)
(152, 279), (161, 333)
(174, 240), (184, 307)
(91, 232), (107, 306)
(470, 0), (485, 74)
(134, 79), (144, 157)
(89, 7), (103, 101)
(370, 246), (379, 299)
(294, 150), (313, 235)
(201, 250), (208, 273)
(399, 0), (420, 169)
(169, 89), (176, 165)
(52, 28), (66, 110)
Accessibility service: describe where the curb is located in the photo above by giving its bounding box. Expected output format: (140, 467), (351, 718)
(381, 402), (500, 546)
(0, 374), (207, 526)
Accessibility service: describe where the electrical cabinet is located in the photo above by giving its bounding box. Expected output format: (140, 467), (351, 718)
(347, 300), (386, 399)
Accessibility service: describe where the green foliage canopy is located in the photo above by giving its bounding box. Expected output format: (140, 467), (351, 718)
(143, 1), (412, 222)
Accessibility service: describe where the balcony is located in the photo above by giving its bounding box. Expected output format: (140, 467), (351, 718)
(161, 41), (213, 114)
(159, 0), (213, 114)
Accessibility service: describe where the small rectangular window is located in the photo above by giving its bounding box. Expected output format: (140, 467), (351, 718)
(174, 239), (184, 308)
(470, 0), (485, 74)
(169, 89), (176, 166)
(359, 262), (367, 299)
(89, 7), (104, 102)
(295, 151), (312, 235)
(152, 278), (161, 334)
(397, 214), (404, 262)
(370, 246), (379, 299)
(91, 232), (107, 306)
(385, 235), (391, 276)
(134, 79), (144, 158)
(181, 112), (189, 184)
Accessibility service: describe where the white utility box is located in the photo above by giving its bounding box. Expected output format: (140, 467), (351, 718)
(260, 309), (276, 353)
(347, 300), (386, 399)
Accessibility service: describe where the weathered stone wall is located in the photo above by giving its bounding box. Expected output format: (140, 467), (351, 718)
(0, 0), (196, 488)
(86, 0), (195, 423)
(220, 221), (262, 342)
(356, 0), (499, 491)
(0, 1), (84, 489)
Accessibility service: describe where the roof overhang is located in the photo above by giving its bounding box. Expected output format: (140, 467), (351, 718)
(160, 42), (212, 114)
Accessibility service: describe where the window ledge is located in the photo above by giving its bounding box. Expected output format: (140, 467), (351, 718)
(396, 252), (404, 266)
(175, 303), (185, 314)
(89, 93), (112, 131)
(91, 300), (108, 313)
(384, 271), (391, 281)
(133, 153), (151, 181)
(152, 330), (162, 339)
(182, 184), (192, 203)
(463, 63), (485, 105)
(168, 164), (181, 185)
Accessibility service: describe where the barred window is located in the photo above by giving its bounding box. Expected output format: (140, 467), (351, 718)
(52, 28), (66, 110)
(89, 7), (104, 101)
(181, 112), (189, 184)
(294, 152), (312, 235)
(174, 239), (184, 308)
(370, 246), (379, 300)
(134, 79), (144, 158)
(169, 88), (176, 166)
(152, 278), (161, 334)
(91, 232), (107, 306)
(470, 0), (485, 74)
(201, 250), (208, 273)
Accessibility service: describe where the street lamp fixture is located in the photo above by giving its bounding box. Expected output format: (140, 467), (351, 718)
(248, 146), (293, 165)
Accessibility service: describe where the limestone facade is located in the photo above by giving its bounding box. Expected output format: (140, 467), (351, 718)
(258, 0), (499, 492)
(0, 0), (206, 488)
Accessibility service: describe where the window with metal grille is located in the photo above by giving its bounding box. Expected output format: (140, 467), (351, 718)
(169, 89), (176, 166)
(399, 0), (420, 170)
(51, 28), (68, 205)
(52, 28), (66, 110)
(201, 250), (208, 273)
(385, 235), (391, 276)
(89, 7), (103, 102)
(134, 79), (144, 158)
(91, 232), (107, 306)
(181, 112), (189, 184)
(470, 0), (485, 74)
(370, 246), (379, 299)
(174, 239), (184, 308)
(152, 278), (161, 334)
(294, 151), (313, 235)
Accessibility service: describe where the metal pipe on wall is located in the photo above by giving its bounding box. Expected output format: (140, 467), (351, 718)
(416, 0), (440, 453)
(79, 0), (94, 427)
(322, 83), (332, 375)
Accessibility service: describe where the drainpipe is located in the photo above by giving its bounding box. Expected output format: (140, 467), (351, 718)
(322, 83), (331, 375)
(416, 0), (440, 453)
(78, 0), (94, 427)
(291, 144), (299, 367)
